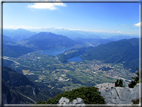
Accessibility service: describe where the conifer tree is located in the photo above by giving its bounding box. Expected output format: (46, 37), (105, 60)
(128, 67), (140, 88)
(115, 79), (124, 87)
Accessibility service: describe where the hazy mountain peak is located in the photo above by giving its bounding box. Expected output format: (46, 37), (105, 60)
(3, 28), (37, 41)
(25, 32), (80, 50)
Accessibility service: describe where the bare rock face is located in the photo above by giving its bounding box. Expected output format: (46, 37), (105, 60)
(58, 97), (70, 106)
(57, 83), (140, 105)
(95, 83), (141, 104)
(58, 97), (85, 107)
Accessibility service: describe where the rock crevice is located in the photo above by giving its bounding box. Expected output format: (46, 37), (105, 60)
(95, 83), (141, 104)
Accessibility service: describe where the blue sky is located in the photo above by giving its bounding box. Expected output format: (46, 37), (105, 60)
(3, 1), (140, 35)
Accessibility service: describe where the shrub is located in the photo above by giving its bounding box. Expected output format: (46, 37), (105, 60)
(131, 98), (140, 104)
(115, 79), (124, 87)
(37, 87), (105, 104)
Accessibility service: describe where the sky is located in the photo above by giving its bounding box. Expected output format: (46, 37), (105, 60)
(3, 1), (140, 35)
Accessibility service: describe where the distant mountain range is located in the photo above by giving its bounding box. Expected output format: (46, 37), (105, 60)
(75, 38), (113, 47)
(3, 28), (139, 40)
(107, 35), (135, 41)
(24, 28), (138, 39)
(81, 38), (139, 72)
(3, 28), (36, 41)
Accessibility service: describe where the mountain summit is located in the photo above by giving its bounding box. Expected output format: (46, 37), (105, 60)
(25, 32), (80, 50)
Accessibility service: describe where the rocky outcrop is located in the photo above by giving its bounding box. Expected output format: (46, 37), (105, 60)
(95, 83), (141, 104)
(57, 97), (85, 107)
(57, 83), (141, 105)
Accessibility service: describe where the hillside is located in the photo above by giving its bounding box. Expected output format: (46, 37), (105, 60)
(24, 32), (81, 50)
(3, 35), (16, 44)
(2, 66), (62, 104)
(3, 44), (35, 57)
(3, 80), (35, 104)
(57, 46), (94, 63)
(81, 38), (139, 72)
(3, 66), (34, 87)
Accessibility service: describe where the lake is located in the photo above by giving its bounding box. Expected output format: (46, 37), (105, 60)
(67, 55), (83, 62)
(37, 48), (71, 56)
(38, 48), (84, 62)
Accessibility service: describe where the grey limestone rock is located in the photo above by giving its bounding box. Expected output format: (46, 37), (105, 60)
(110, 88), (117, 99)
(58, 97), (85, 107)
(57, 83), (141, 105)
(58, 97), (70, 106)
(59, 97), (70, 104)
(75, 98), (84, 104)
(131, 83), (140, 100)
(95, 83), (141, 104)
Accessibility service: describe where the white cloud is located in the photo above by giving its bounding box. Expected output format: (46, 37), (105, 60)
(28, 2), (66, 10)
(134, 22), (142, 27)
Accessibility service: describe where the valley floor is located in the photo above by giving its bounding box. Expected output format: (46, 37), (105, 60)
(3, 51), (135, 92)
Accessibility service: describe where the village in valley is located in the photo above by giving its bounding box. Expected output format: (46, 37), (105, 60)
(3, 51), (135, 92)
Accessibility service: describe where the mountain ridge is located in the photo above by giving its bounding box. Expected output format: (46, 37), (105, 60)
(24, 32), (81, 50)
(3, 28), (36, 41)
(81, 38), (139, 72)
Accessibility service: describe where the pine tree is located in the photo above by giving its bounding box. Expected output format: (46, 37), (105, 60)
(128, 67), (139, 88)
(115, 79), (124, 87)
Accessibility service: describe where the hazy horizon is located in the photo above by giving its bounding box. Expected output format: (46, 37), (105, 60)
(3, 2), (140, 36)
